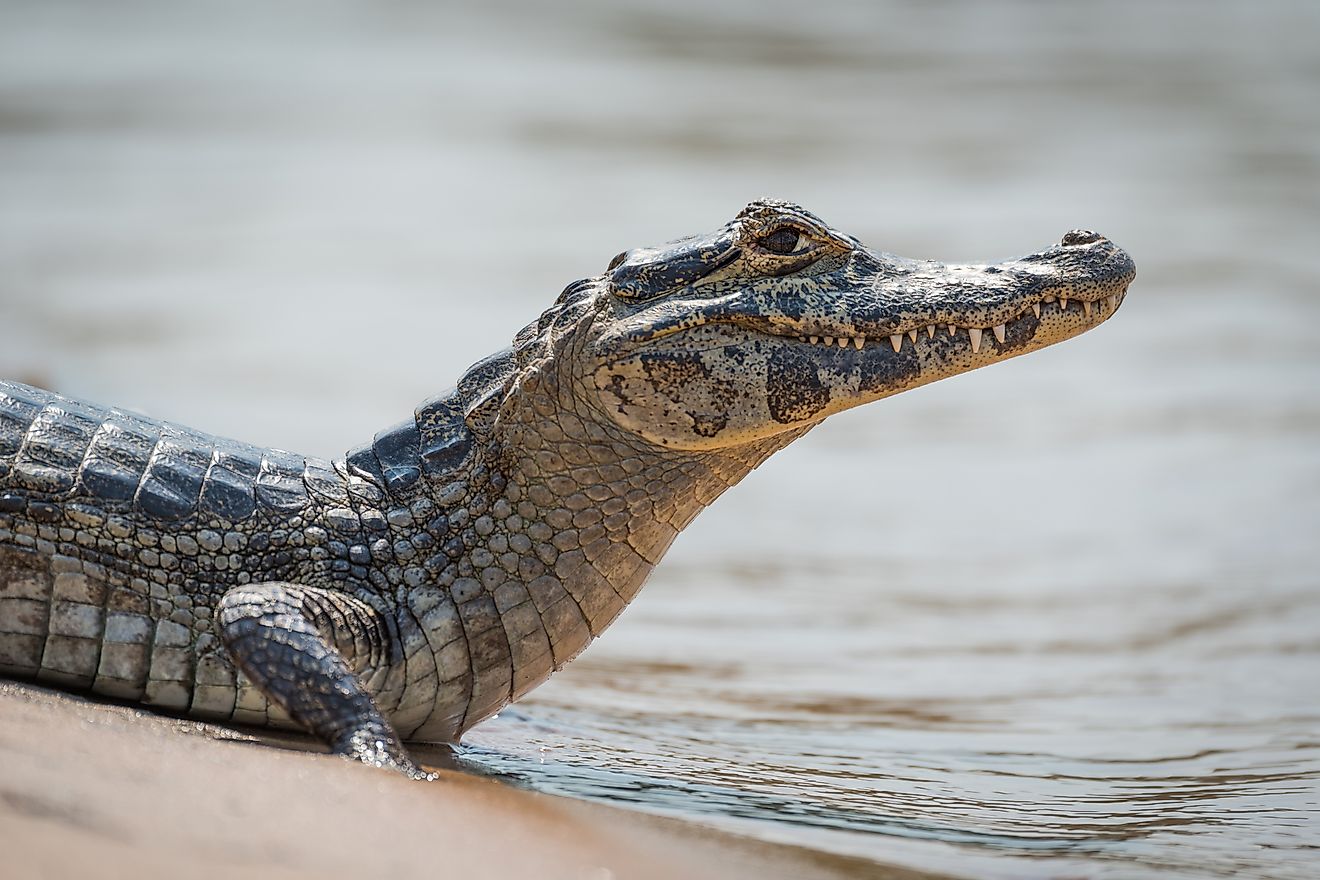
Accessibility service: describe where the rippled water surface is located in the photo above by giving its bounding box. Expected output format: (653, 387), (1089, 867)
(2, 2), (1318, 877)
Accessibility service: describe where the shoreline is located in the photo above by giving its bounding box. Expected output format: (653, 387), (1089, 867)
(0, 680), (949, 880)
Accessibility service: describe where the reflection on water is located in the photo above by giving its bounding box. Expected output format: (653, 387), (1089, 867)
(2, 1), (1318, 878)
(459, 562), (1319, 878)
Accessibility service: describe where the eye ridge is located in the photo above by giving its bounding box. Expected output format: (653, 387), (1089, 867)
(760, 226), (805, 256)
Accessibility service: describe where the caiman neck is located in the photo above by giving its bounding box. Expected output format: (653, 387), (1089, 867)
(483, 353), (803, 606)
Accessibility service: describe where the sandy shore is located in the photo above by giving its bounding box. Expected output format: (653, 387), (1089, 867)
(0, 681), (946, 880)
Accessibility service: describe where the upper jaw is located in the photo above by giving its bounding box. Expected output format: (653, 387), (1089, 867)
(597, 234), (1136, 356)
(786, 235), (1137, 342)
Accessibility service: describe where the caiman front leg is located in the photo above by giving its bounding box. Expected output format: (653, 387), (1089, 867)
(216, 583), (434, 780)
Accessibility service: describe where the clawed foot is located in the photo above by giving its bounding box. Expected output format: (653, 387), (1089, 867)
(219, 583), (439, 782)
(339, 730), (438, 781)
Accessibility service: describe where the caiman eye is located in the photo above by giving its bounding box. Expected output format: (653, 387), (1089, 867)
(760, 226), (804, 255)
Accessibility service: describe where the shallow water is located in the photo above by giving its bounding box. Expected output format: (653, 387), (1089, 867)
(2, 2), (1319, 877)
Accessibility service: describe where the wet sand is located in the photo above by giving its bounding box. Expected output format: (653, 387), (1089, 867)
(0, 680), (939, 880)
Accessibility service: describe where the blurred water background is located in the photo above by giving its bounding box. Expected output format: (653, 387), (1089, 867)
(2, 2), (1318, 877)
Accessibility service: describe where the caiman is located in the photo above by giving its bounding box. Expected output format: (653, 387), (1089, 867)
(0, 200), (1135, 778)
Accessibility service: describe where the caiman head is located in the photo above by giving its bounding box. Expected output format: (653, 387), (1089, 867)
(501, 198), (1135, 453)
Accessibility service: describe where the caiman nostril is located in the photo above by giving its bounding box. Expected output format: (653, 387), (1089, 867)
(607, 250), (630, 271)
(1061, 229), (1104, 246)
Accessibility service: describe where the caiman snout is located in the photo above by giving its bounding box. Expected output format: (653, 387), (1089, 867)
(1060, 229), (1105, 246)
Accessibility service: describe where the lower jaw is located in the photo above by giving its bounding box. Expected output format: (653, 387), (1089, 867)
(798, 291), (1127, 420)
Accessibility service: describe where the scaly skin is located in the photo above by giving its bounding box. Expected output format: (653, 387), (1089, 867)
(0, 200), (1135, 776)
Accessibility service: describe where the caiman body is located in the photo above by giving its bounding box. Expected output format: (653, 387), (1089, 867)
(0, 201), (1135, 776)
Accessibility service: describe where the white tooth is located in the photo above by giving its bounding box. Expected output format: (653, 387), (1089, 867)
(948, 323), (957, 335)
(926, 324), (936, 338)
(809, 336), (819, 344)
(1083, 300), (1092, 319)
(889, 334), (903, 353)
(836, 336), (848, 348)
(908, 329), (918, 343)
(854, 336), (864, 350)
(824, 336), (834, 346)
(969, 327), (983, 353)
(1107, 294), (1117, 310)
(993, 323), (1006, 343)
(1060, 297), (1069, 309)
(1032, 303), (1041, 319)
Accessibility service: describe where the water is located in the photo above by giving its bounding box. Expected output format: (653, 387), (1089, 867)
(2, 2), (1318, 877)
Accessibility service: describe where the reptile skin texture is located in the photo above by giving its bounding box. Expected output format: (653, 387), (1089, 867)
(0, 200), (1135, 776)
